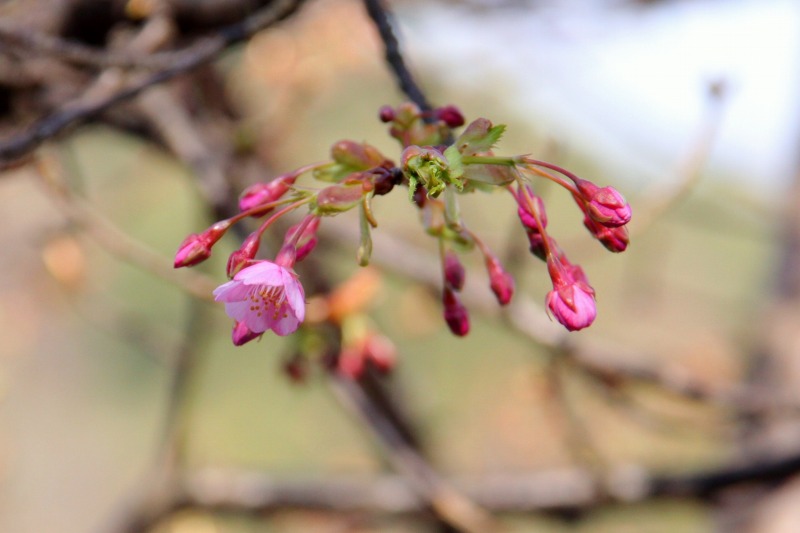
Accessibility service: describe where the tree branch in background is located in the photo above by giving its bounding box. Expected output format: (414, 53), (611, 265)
(0, 0), (305, 169)
(363, 0), (432, 113)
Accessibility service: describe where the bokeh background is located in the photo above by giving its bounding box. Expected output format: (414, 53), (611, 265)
(1, 0), (799, 531)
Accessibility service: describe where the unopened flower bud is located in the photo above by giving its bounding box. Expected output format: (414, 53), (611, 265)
(443, 286), (470, 336)
(284, 216), (321, 262)
(227, 232), (261, 278)
(436, 105), (465, 128)
(174, 221), (230, 268)
(338, 347), (366, 379)
(486, 256), (514, 305)
(283, 356), (308, 383)
(443, 250), (466, 290)
(314, 184), (364, 214)
(546, 283), (597, 331)
(574, 179), (631, 227)
(516, 187), (547, 231)
(584, 216), (629, 253)
(239, 175), (296, 212)
(378, 105), (395, 123)
(274, 244), (298, 269)
(527, 231), (547, 261)
(364, 333), (396, 374)
(331, 140), (387, 170)
(545, 254), (596, 331)
(232, 320), (262, 346)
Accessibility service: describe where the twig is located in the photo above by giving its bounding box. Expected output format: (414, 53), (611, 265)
(631, 79), (729, 235)
(320, 221), (800, 417)
(330, 374), (504, 533)
(172, 448), (800, 514)
(35, 154), (219, 301)
(0, 22), (192, 70)
(363, 0), (432, 113)
(0, 0), (306, 168)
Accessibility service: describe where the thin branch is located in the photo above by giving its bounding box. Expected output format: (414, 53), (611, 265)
(330, 375), (504, 533)
(320, 221), (800, 417)
(0, 0), (306, 168)
(35, 155), (219, 301)
(171, 448), (800, 514)
(363, 0), (432, 113)
(631, 79), (729, 235)
(0, 22), (192, 70)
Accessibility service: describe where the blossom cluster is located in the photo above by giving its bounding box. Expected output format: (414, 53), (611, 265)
(174, 102), (631, 358)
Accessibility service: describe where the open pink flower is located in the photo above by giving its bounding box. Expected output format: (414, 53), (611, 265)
(213, 260), (305, 337)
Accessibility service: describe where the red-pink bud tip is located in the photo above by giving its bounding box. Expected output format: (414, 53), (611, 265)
(443, 250), (466, 291)
(443, 287), (470, 337)
(232, 321), (263, 346)
(584, 217), (629, 253)
(575, 179), (631, 227)
(487, 257), (514, 305)
(174, 234), (212, 268)
(436, 105), (465, 128)
(238, 176), (295, 212)
(378, 105), (395, 123)
(338, 348), (365, 379)
(546, 283), (597, 331)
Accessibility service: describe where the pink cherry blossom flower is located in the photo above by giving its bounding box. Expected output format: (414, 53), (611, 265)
(213, 260), (305, 337)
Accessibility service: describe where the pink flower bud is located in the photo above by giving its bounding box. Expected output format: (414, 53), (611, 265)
(238, 175), (296, 212)
(436, 105), (465, 128)
(516, 187), (547, 231)
(443, 250), (466, 291)
(338, 347), (366, 379)
(486, 256), (514, 305)
(364, 334), (397, 374)
(226, 232), (261, 278)
(232, 320), (263, 346)
(546, 283), (597, 331)
(527, 231), (547, 261)
(174, 234), (212, 268)
(443, 286), (470, 337)
(583, 216), (629, 253)
(174, 221), (230, 268)
(545, 255), (597, 331)
(575, 179), (631, 227)
(284, 216), (321, 262)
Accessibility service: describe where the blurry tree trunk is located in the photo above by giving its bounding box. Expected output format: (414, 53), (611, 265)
(735, 137), (800, 532)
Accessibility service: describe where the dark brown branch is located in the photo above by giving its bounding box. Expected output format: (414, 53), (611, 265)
(0, 0), (305, 169)
(0, 22), (182, 69)
(363, 0), (432, 113)
(154, 449), (800, 516)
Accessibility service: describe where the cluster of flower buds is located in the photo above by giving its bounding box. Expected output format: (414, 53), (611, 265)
(174, 102), (631, 359)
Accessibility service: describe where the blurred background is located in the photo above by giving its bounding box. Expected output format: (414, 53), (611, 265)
(1, 0), (799, 531)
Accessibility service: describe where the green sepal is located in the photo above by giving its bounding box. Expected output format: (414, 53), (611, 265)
(357, 203), (373, 266)
(312, 184), (364, 215)
(454, 118), (506, 155)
